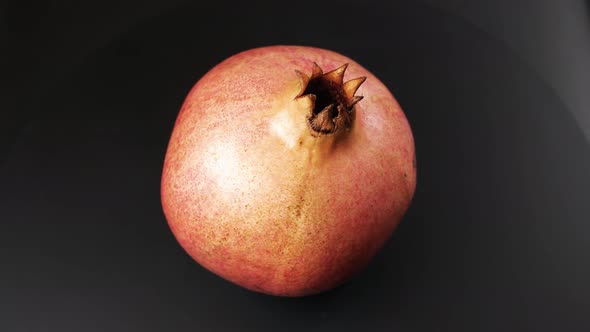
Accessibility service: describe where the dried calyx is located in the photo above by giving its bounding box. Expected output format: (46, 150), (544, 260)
(295, 63), (366, 135)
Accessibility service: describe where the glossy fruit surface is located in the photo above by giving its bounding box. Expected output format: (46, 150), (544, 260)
(161, 45), (416, 296)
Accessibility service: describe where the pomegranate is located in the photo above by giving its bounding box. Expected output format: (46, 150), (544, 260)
(161, 45), (416, 297)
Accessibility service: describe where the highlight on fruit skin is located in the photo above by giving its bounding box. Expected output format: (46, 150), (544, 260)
(295, 63), (367, 135)
(161, 45), (416, 297)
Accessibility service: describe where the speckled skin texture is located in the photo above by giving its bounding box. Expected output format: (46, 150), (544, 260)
(161, 45), (416, 297)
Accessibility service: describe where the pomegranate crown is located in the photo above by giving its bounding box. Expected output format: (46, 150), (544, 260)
(295, 63), (366, 135)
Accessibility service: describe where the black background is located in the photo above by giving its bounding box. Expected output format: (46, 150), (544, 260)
(2, 0), (590, 331)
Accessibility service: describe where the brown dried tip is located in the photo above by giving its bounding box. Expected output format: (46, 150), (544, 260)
(295, 63), (366, 135)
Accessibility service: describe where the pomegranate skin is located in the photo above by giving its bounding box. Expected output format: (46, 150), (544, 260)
(161, 45), (416, 296)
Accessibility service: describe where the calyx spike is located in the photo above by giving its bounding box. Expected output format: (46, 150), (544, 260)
(343, 77), (367, 100)
(294, 70), (310, 97)
(310, 104), (336, 134)
(311, 62), (323, 80)
(322, 63), (348, 85)
(349, 95), (364, 107)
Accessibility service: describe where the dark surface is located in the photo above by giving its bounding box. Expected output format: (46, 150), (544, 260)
(2, 1), (590, 331)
